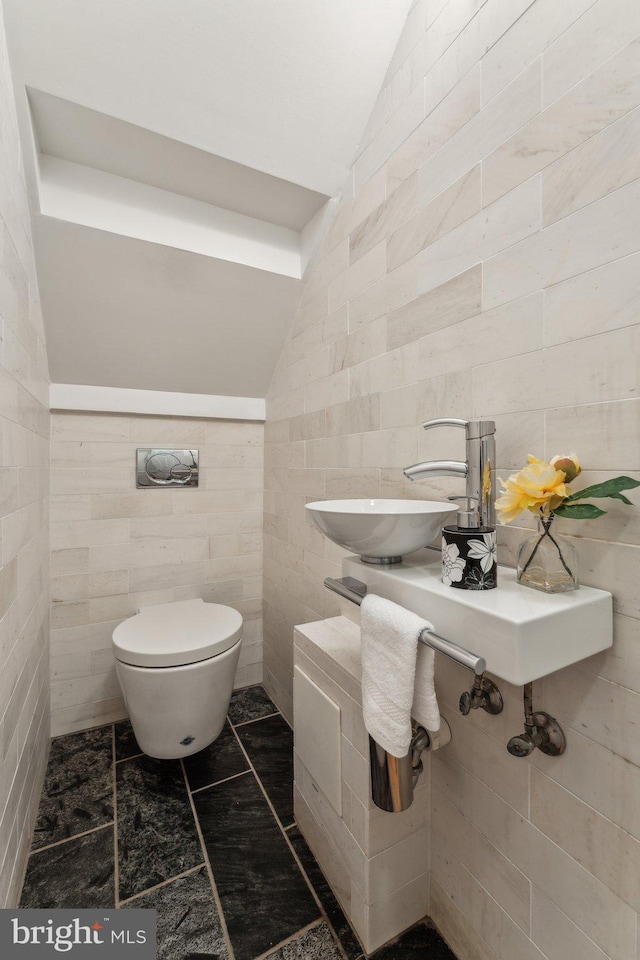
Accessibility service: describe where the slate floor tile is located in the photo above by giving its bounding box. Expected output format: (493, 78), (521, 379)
(117, 755), (202, 901)
(122, 867), (228, 959)
(236, 714), (294, 826)
(21, 826), (115, 909)
(368, 921), (457, 959)
(183, 721), (249, 792)
(31, 726), (114, 850)
(265, 922), (344, 960)
(115, 719), (142, 761)
(287, 827), (362, 960)
(227, 685), (278, 726)
(193, 773), (319, 960)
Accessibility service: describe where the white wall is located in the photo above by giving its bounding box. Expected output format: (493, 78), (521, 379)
(263, 1), (640, 958)
(0, 0), (50, 907)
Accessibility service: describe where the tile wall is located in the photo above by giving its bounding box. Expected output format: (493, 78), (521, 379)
(0, 2), (51, 907)
(264, 1), (640, 958)
(50, 412), (264, 736)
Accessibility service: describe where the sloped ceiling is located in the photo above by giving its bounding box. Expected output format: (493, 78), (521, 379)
(3, 0), (413, 399)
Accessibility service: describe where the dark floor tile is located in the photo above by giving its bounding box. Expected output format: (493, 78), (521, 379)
(117, 755), (203, 901)
(121, 867), (228, 959)
(369, 921), (457, 960)
(183, 722), (249, 792)
(115, 719), (142, 761)
(227, 685), (277, 725)
(236, 714), (294, 826)
(193, 773), (320, 960)
(31, 726), (114, 850)
(21, 826), (115, 908)
(287, 827), (362, 960)
(265, 922), (343, 960)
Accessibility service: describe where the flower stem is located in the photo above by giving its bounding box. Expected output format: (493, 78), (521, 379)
(520, 515), (574, 579)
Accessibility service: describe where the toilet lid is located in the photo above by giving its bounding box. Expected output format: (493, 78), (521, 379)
(113, 598), (242, 667)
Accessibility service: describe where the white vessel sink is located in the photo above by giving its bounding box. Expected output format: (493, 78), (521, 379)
(343, 552), (613, 684)
(306, 498), (457, 562)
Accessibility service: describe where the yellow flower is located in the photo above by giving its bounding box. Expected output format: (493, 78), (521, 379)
(550, 453), (581, 483)
(495, 455), (569, 523)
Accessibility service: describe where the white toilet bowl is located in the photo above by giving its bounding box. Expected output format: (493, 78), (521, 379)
(113, 598), (242, 760)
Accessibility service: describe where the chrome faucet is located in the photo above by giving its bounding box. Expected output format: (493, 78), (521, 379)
(403, 418), (496, 527)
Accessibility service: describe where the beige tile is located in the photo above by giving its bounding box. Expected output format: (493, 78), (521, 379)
(481, 0), (598, 105)
(51, 413), (129, 442)
(542, 0), (640, 108)
(350, 343), (420, 399)
(388, 165), (481, 273)
(51, 519), (129, 550)
(474, 326), (640, 415)
(545, 399), (640, 472)
(129, 515), (207, 539)
(349, 175), (417, 265)
(430, 881), (498, 960)
(354, 83), (424, 192)
(544, 252), (640, 346)
(327, 168), (386, 248)
(422, 0), (536, 116)
(543, 106), (640, 225)
(483, 37), (640, 207)
(419, 60), (541, 209)
(460, 869), (545, 960)
(388, 264), (481, 351)
(328, 317), (387, 372)
(348, 258), (416, 331)
(531, 766), (640, 911)
(129, 561), (206, 593)
(128, 416), (207, 445)
(328, 242), (386, 312)
(325, 395), (381, 437)
(51, 467), (131, 495)
(432, 787), (531, 933)
(468, 778), (636, 959)
(531, 888), (609, 960)
(418, 177), (540, 296)
(418, 292), (542, 377)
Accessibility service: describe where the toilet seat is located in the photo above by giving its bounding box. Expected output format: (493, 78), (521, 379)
(113, 598), (242, 668)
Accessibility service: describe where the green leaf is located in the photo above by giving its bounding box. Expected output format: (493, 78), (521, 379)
(609, 492), (634, 505)
(565, 476), (640, 503)
(554, 503), (607, 519)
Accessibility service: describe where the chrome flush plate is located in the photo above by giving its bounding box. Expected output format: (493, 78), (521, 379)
(136, 448), (199, 488)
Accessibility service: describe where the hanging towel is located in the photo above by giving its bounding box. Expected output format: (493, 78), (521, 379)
(361, 594), (440, 758)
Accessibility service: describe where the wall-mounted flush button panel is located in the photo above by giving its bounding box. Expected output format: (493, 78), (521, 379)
(137, 449), (199, 488)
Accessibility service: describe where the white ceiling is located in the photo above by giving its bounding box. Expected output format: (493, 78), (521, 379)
(3, 0), (413, 399)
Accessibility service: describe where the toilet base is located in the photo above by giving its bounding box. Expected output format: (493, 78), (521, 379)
(116, 637), (241, 759)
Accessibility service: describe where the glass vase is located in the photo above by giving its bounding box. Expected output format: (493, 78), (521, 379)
(517, 514), (578, 593)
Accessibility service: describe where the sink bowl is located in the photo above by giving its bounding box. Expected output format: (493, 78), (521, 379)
(305, 498), (457, 563)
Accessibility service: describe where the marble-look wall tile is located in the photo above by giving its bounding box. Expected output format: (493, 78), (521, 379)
(387, 65), (481, 192)
(543, 105), (640, 225)
(50, 413), (265, 735)
(483, 37), (640, 206)
(0, 9), (50, 908)
(263, 4), (640, 958)
(388, 165), (481, 272)
(542, 0), (640, 108)
(481, 0), (598, 105)
(418, 60), (541, 209)
(416, 177), (540, 296)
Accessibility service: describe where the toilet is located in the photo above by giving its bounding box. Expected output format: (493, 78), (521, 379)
(113, 598), (242, 760)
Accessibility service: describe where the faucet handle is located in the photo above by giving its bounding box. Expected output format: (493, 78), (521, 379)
(422, 418), (495, 439)
(422, 418), (467, 430)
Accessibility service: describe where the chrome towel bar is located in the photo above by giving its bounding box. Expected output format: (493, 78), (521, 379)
(324, 576), (486, 675)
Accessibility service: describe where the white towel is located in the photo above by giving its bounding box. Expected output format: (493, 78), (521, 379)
(361, 594), (440, 758)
